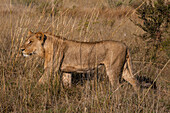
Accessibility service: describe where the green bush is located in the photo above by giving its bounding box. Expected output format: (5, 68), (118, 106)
(132, 0), (170, 60)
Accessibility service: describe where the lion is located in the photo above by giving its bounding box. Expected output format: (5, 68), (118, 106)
(21, 31), (141, 92)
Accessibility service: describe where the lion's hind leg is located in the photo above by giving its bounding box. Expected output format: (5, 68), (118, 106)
(105, 65), (121, 88)
(122, 62), (140, 92)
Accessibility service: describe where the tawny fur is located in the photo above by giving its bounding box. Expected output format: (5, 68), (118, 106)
(21, 31), (140, 91)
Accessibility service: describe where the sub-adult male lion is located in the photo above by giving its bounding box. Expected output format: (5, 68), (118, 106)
(21, 31), (140, 91)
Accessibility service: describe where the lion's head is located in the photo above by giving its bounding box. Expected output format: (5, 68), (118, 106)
(21, 31), (47, 58)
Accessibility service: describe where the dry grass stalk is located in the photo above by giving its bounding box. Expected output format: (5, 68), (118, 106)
(0, 0), (169, 112)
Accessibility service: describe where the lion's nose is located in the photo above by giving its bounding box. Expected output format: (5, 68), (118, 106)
(21, 48), (25, 51)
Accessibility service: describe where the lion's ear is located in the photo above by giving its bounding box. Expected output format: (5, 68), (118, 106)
(36, 32), (47, 45)
(36, 32), (44, 40)
(27, 30), (33, 37)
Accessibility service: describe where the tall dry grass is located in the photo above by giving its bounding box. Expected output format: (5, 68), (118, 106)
(0, 0), (169, 112)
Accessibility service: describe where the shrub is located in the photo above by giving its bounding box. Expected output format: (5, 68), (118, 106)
(132, 0), (169, 61)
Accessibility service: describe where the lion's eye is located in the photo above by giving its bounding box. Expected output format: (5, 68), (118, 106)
(28, 40), (33, 44)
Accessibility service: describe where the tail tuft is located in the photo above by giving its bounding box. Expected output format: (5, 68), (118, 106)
(136, 76), (157, 89)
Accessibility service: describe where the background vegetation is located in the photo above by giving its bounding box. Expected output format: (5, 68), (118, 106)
(0, 0), (169, 112)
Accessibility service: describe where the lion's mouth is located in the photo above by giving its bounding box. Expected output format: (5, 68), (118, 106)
(23, 53), (30, 57)
(22, 51), (36, 57)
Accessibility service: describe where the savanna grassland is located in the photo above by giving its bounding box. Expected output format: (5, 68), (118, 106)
(0, 0), (169, 112)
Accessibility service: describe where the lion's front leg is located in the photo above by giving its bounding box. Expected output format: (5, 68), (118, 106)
(37, 67), (51, 85)
(37, 50), (65, 86)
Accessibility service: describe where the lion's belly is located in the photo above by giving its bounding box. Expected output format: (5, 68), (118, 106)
(60, 64), (102, 73)
(61, 47), (106, 73)
(61, 57), (99, 72)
